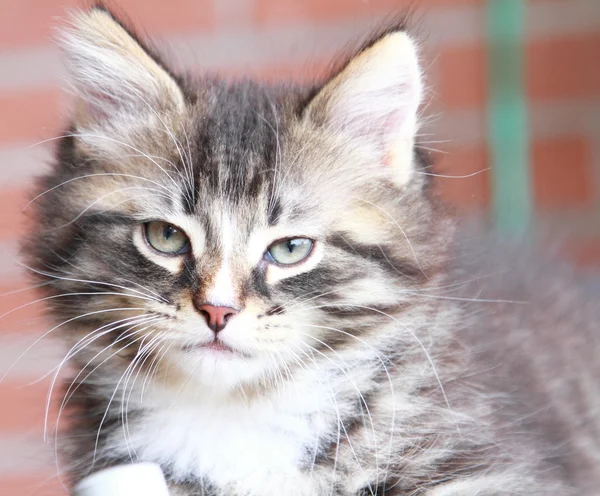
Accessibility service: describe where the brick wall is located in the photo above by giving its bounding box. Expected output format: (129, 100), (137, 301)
(0, 0), (598, 493)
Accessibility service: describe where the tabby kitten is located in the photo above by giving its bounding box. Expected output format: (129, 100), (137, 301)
(23, 6), (600, 495)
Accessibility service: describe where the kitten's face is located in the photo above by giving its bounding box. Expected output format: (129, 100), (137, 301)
(25, 9), (446, 392)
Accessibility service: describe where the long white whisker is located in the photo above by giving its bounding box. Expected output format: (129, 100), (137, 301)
(295, 332), (380, 489)
(70, 131), (186, 198)
(92, 331), (155, 466)
(53, 186), (172, 229)
(46, 315), (160, 440)
(30, 314), (158, 386)
(299, 323), (397, 490)
(295, 303), (457, 432)
(53, 321), (162, 465)
(291, 342), (371, 494)
(141, 339), (173, 401)
(1, 306), (145, 384)
(20, 263), (168, 303)
(121, 331), (167, 462)
(24, 172), (174, 211)
(413, 168), (490, 179)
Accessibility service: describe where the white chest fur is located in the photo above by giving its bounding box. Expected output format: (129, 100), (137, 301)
(117, 377), (337, 496)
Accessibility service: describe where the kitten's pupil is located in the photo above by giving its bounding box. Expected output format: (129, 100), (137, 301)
(164, 225), (177, 240)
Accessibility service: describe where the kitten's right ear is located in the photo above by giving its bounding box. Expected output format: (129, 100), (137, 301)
(304, 26), (422, 187)
(58, 6), (185, 127)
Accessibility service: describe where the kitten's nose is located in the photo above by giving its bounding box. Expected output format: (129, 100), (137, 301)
(197, 304), (239, 333)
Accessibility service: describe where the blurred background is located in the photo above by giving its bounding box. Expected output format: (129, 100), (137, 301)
(0, 0), (598, 493)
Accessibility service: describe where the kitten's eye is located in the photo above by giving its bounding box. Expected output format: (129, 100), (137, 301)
(266, 238), (314, 265)
(144, 221), (191, 255)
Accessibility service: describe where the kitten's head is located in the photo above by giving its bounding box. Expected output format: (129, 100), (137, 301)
(24, 7), (449, 392)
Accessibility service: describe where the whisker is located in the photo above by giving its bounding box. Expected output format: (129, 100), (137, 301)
(21, 263), (168, 303)
(413, 168), (490, 179)
(51, 186), (172, 229)
(24, 172), (174, 211)
(121, 331), (167, 462)
(92, 332), (155, 466)
(299, 323), (398, 488)
(294, 332), (380, 489)
(1, 306), (146, 384)
(47, 316), (161, 440)
(52, 321), (161, 458)
(296, 303), (458, 432)
(29, 314), (158, 386)
(291, 341), (372, 494)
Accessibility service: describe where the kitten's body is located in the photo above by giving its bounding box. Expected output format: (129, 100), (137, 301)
(65, 237), (599, 496)
(23, 7), (599, 495)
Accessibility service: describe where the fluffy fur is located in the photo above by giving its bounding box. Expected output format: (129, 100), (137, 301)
(22, 6), (599, 495)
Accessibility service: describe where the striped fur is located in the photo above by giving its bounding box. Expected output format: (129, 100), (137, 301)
(21, 6), (598, 495)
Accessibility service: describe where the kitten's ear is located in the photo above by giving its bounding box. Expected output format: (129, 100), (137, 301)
(306, 28), (422, 186)
(59, 7), (185, 127)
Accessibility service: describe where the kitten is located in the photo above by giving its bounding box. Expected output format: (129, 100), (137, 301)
(22, 6), (599, 495)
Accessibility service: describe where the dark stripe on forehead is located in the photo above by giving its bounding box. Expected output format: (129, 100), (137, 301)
(246, 168), (265, 198)
(267, 197), (282, 225)
(182, 164), (200, 215)
(328, 233), (425, 282)
(188, 80), (284, 205)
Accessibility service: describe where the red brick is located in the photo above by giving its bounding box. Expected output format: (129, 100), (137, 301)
(251, 61), (330, 84)
(527, 34), (600, 101)
(0, 473), (66, 496)
(435, 45), (487, 108)
(532, 138), (593, 209)
(0, 279), (47, 336)
(115, 0), (215, 36)
(0, 0), (214, 49)
(0, 380), (57, 433)
(254, 0), (483, 25)
(0, 0), (80, 49)
(564, 239), (600, 267)
(0, 88), (65, 144)
(0, 188), (33, 243)
(431, 145), (490, 210)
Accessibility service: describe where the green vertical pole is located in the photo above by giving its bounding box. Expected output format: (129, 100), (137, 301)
(486, 0), (532, 234)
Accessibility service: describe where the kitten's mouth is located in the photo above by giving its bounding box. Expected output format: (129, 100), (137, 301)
(183, 338), (237, 354)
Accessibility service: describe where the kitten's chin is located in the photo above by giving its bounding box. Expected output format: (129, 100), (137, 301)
(164, 347), (273, 393)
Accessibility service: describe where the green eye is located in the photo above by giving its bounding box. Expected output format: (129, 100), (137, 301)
(266, 238), (314, 265)
(144, 221), (191, 255)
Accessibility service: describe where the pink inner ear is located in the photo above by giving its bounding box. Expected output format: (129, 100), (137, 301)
(382, 110), (404, 156)
(354, 103), (408, 163)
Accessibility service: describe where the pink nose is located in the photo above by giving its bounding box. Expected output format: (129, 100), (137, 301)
(197, 304), (239, 333)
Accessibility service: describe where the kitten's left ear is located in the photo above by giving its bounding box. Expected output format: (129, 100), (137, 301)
(59, 7), (185, 127)
(305, 28), (422, 186)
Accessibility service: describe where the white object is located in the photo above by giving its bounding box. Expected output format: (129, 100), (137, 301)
(72, 462), (170, 496)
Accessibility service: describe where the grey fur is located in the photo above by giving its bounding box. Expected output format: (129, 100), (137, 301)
(20, 6), (599, 495)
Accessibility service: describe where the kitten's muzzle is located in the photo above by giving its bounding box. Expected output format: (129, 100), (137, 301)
(196, 304), (239, 333)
